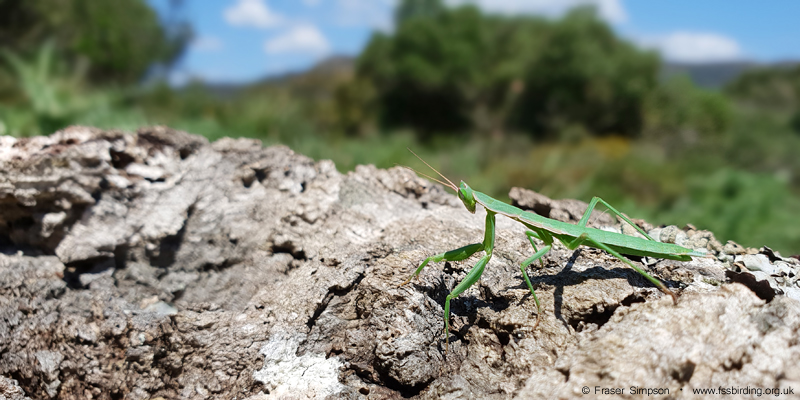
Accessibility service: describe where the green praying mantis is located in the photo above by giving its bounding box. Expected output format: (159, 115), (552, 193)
(399, 150), (707, 349)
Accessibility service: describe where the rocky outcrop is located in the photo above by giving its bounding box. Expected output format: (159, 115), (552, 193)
(1, 126), (798, 399)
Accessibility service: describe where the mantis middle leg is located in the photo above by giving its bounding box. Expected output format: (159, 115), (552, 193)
(521, 229), (552, 329)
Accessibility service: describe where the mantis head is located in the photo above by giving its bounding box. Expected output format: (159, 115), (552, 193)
(457, 181), (477, 213)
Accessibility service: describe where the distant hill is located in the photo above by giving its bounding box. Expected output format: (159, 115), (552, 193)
(662, 61), (800, 89)
(200, 56), (355, 99)
(198, 57), (799, 96)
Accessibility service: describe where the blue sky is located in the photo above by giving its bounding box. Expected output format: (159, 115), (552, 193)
(147, 0), (800, 85)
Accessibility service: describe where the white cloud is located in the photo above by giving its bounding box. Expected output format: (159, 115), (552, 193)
(224, 0), (284, 29)
(264, 25), (331, 56)
(445, 0), (627, 24)
(190, 36), (223, 52)
(334, 0), (396, 30)
(638, 31), (744, 63)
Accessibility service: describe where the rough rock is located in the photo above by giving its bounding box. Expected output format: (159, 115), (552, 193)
(0, 126), (798, 399)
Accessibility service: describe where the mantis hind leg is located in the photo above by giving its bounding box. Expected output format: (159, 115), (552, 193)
(564, 233), (677, 304)
(578, 197), (656, 241)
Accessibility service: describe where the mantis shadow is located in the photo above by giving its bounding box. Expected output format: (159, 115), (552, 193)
(519, 249), (677, 331)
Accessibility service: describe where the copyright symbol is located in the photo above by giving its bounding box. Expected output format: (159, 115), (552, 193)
(582, 386), (590, 394)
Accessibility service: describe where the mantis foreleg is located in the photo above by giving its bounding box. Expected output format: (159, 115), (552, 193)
(439, 211), (497, 350)
(399, 212), (498, 350)
(400, 211), (495, 351)
(578, 197), (656, 241)
(399, 243), (484, 286)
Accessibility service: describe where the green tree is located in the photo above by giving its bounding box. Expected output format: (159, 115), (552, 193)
(358, 1), (549, 137)
(724, 65), (800, 113)
(356, 3), (660, 139)
(643, 76), (733, 149)
(512, 8), (660, 138)
(725, 65), (800, 137)
(395, 0), (445, 23)
(0, 0), (191, 85)
(358, 5), (481, 135)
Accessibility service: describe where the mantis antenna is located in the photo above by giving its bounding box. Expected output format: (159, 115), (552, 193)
(406, 148), (458, 191)
(397, 165), (457, 192)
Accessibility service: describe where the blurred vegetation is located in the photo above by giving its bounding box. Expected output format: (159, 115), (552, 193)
(356, 5), (658, 139)
(0, 0), (190, 85)
(725, 64), (800, 113)
(1, 0), (799, 255)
